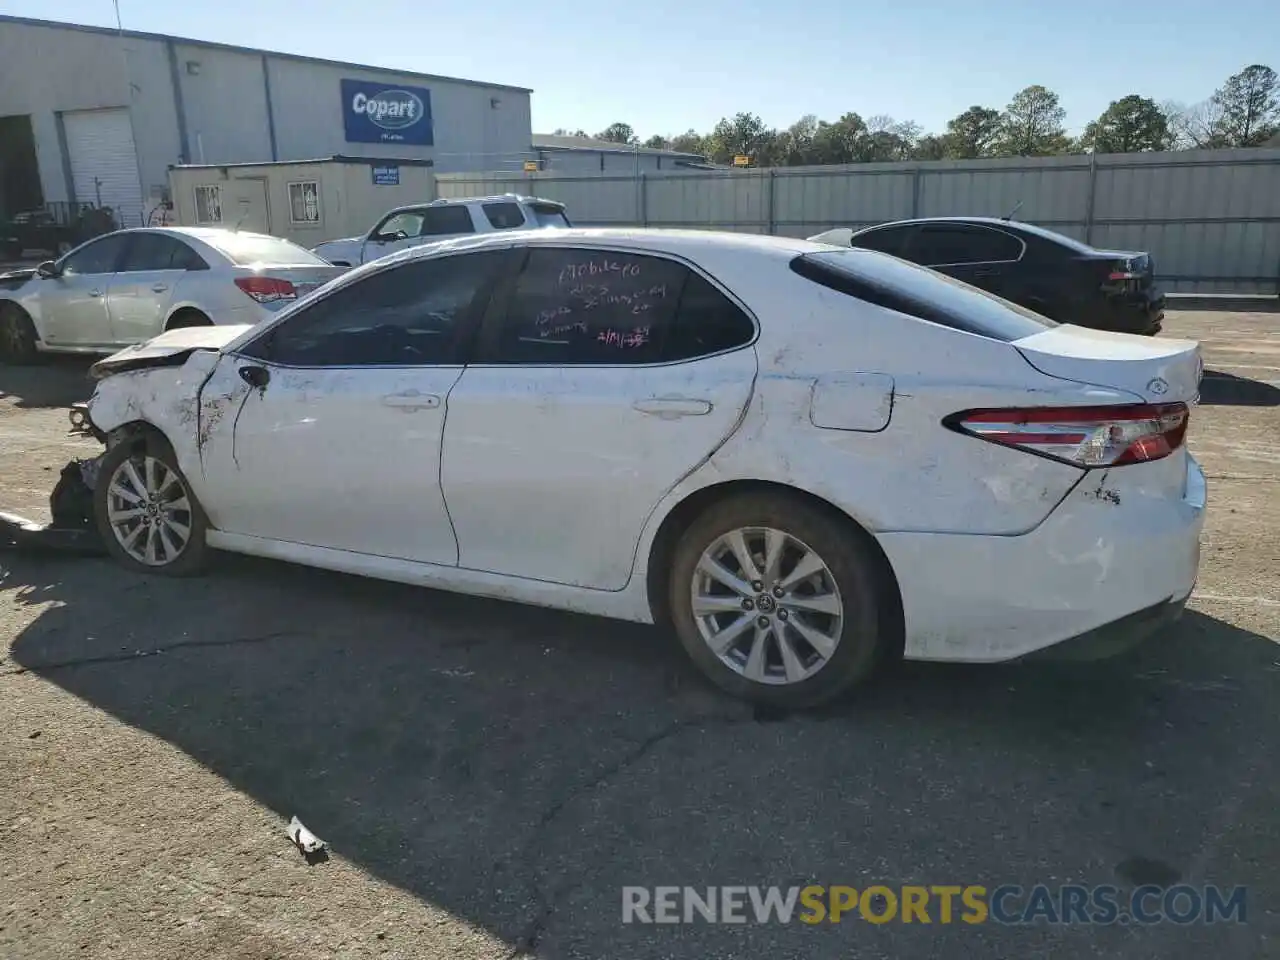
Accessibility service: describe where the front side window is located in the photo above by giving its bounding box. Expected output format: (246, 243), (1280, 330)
(118, 233), (190, 272)
(60, 233), (128, 276)
(194, 185), (222, 224)
(850, 224), (915, 257)
(373, 210), (425, 240)
(790, 249), (1055, 343)
(482, 247), (687, 365)
(252, 250), (510, 367)
(907, 224), (1022, 266)
(288, 181), (321, 224)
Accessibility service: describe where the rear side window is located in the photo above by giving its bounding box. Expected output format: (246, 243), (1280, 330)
(529, 203), (571, 228)
(790, 249), (1055, 342)
(482, 202), (526, 229)
(483, 248), (686, 364)
(666, 272), (755, 361)
(420, 206), (475, 236)
(207, 233), (329, 266)
(908, 224), (1022, 265)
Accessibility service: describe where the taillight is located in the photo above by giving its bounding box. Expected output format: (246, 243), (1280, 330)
(947, 403), (1189, 467)
(1106, 254), (1149, 282)
(235, 276), (297, 303)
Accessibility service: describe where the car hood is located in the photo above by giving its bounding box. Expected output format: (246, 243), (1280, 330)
(0, 267), (36, 286)
(90, 324), (255, 379)
(313, 236), (361, 248)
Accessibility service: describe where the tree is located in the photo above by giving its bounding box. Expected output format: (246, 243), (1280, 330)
(1209, 64), (1280, 146)
(811, 112), (867, 164)
(996, 85), (1069, 156)
(1081, 95), (1170, 153)
(912, 134), (948, 160)
(707, 112), (777, 165)
(669, 129), (710, 156)
(943, 105), (1001, 158)
(859, 116), (920, 161)
(775, 114), (821, 165)
(596, 122), (637, 144)
(643, 134), (670, 150)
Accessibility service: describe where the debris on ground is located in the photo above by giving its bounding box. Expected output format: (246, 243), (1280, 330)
(287, 816), (329, 864)
(0, 456), (105, 556)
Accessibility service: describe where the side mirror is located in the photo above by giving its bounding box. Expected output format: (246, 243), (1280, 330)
(36, 260), (60, 279)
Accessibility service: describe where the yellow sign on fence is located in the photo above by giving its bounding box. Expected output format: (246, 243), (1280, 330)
(523, 160), (539, 172)
(733, 155), (751, 167)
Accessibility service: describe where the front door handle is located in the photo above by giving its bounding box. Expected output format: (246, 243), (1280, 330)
(88, 289), (102, 298)
(633, 397), (713, 418)
(151, 283), (168, 293)
(381, 390), (441, 410)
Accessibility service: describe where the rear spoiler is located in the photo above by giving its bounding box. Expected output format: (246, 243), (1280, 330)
(806, 228), (855, 247)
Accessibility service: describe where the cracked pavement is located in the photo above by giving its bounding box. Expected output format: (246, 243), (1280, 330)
(2, 309), (1278, 959)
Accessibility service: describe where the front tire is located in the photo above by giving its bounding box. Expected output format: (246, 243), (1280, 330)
(0, 304), (40, 365)
(94, 434), (209, 576)
(668, 493), (886, 709)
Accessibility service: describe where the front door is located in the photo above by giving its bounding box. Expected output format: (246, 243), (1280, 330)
(37, 232), (129, 347)
(441, 244), (759, 590)
(196, 247), (514, 565)
(105, 231), (187, 344)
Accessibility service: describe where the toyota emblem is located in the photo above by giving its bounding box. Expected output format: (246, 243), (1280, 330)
(1147, 377), (1169, 395)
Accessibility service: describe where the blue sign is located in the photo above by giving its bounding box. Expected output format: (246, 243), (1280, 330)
(341, 79), (433, 146)
(372, 165), (400, 186)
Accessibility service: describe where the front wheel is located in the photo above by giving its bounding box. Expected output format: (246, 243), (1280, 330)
(0, 304), (40, 365)
(94, 435), (209, 576)
(668, 493), (886, 709)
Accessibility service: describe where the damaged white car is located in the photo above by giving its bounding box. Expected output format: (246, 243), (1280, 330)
(80, 229), (1206, 708)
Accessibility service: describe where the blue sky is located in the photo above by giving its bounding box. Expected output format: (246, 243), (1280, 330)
(3, 0), (1276, 138)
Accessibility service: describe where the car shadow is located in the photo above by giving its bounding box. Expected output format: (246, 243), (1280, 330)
(1199, 369), (1280, 407)
(0, 355), (94, 408)
(5, 552), (1278, 958)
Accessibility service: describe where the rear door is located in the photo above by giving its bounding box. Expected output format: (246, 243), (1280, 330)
(903, 223), (1025, 297)
(106, 232), (187, 344)
(440, 244), (759, 590)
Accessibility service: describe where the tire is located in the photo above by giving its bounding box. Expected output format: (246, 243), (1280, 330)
(94, 433), (209, 576)
(0, 303), (41, 365)
(668, 492), (887, 709)
(165, 309), (212, 331)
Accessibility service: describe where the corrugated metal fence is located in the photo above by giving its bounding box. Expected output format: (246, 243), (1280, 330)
(436, 147), (1280, 295)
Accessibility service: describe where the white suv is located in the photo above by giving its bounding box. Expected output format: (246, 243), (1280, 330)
(311, 194), (571, 267)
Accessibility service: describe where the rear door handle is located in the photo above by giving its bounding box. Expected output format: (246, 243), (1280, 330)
(151, 283), (168, 293)
(381, 390), (441, 410)
(633, 397), (713, 418)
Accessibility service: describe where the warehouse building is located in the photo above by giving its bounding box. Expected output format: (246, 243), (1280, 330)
(530, 134), (713, 174)
(0, 15), (534, 228)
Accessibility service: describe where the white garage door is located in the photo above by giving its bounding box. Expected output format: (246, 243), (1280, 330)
(63, 108), (145, 229)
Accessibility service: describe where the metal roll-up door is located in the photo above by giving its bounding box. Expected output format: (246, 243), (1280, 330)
(63, 108), (145, 228)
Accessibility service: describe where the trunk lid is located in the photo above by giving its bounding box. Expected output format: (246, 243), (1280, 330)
(1014, 324), (1202, 403)
(90, 324), (255, 379)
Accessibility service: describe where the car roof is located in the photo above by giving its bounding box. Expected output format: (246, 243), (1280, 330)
(378, 227), (826, 265)
(114, 226), (287, 243)
(853, 216), (1097, 252)
(379, 194), (566, 217)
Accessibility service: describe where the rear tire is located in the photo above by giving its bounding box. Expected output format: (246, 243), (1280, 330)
(94, 433), (209, 577)
(0, 303), (41, 365)
(165, 309), (212, 331)
(668, 492), (885, 709)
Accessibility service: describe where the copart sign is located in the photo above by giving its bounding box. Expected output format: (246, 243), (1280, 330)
(341, 79), (433, 146)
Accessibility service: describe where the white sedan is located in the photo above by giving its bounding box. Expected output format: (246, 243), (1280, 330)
(0, 227), (345, 364)
(80, 228), (1206, 708)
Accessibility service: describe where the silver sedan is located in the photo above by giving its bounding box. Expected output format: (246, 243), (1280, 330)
(0, 227), (345, 364)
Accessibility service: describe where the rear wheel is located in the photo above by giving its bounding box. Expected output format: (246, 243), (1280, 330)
(165, 309), (212, 330)
(668, 493), (886, 709)
(0, 303), (40, 365)
(94, 434), (209, 576)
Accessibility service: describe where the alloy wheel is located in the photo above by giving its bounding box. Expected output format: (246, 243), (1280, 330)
(690, 526), (844, 685)
(104, 454), (194, 567)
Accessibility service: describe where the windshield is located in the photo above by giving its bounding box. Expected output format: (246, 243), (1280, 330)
(205, 233), (331, 266)
(792, 248), (1058, 342)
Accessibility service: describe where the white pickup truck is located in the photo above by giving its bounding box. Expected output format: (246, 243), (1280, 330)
(311, 194), (571, 267)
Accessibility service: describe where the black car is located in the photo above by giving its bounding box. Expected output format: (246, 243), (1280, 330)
(810, 217), (1165, 335)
